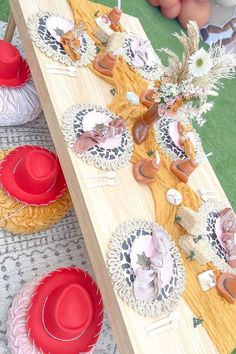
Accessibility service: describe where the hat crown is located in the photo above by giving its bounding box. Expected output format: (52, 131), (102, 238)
(57, 284), (92, 330)
(0, 40), (22, 80)
(26, 151), (56, 178)
(14, 149), (60, 195)
(43, 283), (93, 340)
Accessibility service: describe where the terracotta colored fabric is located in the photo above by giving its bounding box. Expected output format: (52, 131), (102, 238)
(68, 1), (236, 353)
(61, 30), (81, 61)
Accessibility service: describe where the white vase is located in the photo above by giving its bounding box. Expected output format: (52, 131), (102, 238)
(213, 0), (236, 7)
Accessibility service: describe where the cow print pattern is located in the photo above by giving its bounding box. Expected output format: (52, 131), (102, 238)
(73, 107), (129, 161)
(205, 211), (227, 261)
(155, 117), (187, 160)
(120, 228), (178, 302)
(37, 14), (88, 58)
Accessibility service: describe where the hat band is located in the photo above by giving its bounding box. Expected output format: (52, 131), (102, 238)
(41, 296), (87, 342)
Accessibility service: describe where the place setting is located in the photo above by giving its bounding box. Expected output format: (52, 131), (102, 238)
(27, 11), (97, 67)
(121, 32), (164, 81)
(62, 103), (133, 171)
(107, 219), (185, 318)
(154, 111), (204, 163)
(177, 201), (236, 275)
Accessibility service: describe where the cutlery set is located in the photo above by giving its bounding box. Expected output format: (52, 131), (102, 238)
(145, 311), (181, 337)
(198, 188), (219, 202)
(83, 171), (117, 189)
(194, 151), (213, 164)
(46, 64), (79, 77)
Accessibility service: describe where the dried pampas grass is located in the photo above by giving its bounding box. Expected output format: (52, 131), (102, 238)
(161, 21), (200, 83)
(193, 44), (236, 92)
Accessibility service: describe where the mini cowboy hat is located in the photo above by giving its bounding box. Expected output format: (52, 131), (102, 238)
(0, 145), (67, 205)
(0, 146), (72, 234)
(0, 40), (30, 87)
(26, 267), (104, 354)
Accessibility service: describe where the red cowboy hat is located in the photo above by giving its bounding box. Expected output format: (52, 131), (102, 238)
(0, 40), (30, 87)
(26, 267), (104, 354)
(0, 146), (67, 206)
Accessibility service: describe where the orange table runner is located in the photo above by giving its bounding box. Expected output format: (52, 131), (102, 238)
(68, 1), (236, 352)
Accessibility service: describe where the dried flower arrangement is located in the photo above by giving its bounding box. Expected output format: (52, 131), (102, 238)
(153, 21), (236, 126)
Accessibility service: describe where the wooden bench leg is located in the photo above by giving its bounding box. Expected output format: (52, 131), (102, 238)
(4, 13), (16, 42)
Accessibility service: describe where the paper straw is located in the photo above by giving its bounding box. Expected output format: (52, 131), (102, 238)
(205, 152), (213, 158)
(117, 0), (121, 9)
(194, 152), (213, 164)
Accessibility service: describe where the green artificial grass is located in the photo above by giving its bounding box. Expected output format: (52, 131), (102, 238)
(1, 0), (236, 208)
(0, 0), (9, 22)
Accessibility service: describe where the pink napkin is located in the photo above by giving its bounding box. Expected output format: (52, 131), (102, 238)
(130, 38), (156, 68)
(219, 208), (236, 264)
(219, 208), (236, 235)
(133, 267), (158, 301)
(215, 216), (226, 249)
(74, 130), (105, 153)
(74, 112), (126, 153)
(132, 224), (173, 301)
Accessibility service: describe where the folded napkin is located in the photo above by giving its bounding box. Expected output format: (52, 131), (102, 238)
(130, 38), (156, 68)
(61, 23), (86, 61)
(219, 208), (236, 267)
(219, 208), (236, 235)
(133, 267), (158, 301)
(133, 224), (172, 301)
(74, 117), (126, 153)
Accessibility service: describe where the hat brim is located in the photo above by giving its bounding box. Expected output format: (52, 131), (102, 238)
(0, 146), (67, 206)
(0, 58), (31, 87)
(7, 277), (42, 354)
(133, 160), (156, 184)
(27, 268), (104, 354)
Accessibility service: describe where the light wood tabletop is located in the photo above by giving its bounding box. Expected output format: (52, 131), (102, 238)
(5, 1), (231, 353)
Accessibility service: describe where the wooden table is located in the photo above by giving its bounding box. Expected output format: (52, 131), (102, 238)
(4, 1), (231, 353)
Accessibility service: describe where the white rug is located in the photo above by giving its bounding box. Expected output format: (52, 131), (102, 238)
(0, 21), (118, 354)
